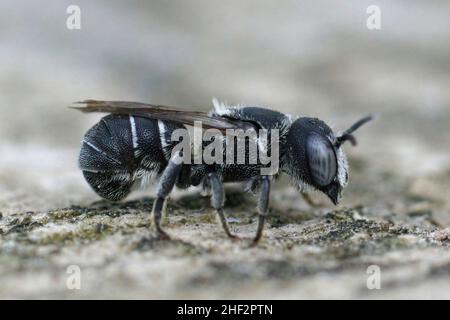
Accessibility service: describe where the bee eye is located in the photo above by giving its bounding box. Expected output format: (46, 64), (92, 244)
(306, 134), (337, 186)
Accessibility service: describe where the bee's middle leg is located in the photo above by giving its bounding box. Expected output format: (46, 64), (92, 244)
(208, 172), (238, 240)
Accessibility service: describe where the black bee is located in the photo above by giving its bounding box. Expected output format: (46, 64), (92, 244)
(72, 99), (374, 244)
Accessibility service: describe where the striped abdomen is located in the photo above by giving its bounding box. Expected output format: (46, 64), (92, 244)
(79, 114), (181, 200)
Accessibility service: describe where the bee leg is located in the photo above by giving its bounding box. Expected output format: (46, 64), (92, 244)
(152, 154), (182, 240)
(301, 192), (320, 208)
(251, 176), (271, 246)
(208, 172), (238, 240)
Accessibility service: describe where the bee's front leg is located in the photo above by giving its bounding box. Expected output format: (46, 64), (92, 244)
(251, 176), (271, 245)
(301, 192), (321, 208)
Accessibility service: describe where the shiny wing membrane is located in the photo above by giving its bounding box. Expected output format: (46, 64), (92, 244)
(71, 100), (251, 131)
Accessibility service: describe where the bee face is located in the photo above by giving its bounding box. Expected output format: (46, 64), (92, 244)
(306, 133), (337, 187)
(284, 117), (348, 204)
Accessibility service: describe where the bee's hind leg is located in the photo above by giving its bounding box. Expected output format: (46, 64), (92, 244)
(152, 153), (182, 240)
(208, 172), (239, 240)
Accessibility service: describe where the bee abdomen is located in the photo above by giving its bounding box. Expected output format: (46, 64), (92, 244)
(82, 170), (134, 201)
(79, 114), (170, 201)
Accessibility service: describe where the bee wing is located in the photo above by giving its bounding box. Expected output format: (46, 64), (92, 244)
(70, 100), (251, 131)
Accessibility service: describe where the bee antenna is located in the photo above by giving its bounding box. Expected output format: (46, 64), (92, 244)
(335, 113), (378, 147)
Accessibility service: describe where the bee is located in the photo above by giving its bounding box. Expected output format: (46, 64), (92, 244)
(72, 99), (374, 244)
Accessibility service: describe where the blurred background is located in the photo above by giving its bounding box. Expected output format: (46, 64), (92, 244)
(1, 0), (450, 212)
(0, 0), (450, 299)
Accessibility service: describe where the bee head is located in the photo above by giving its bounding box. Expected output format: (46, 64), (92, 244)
(283, 115), (374, 205)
